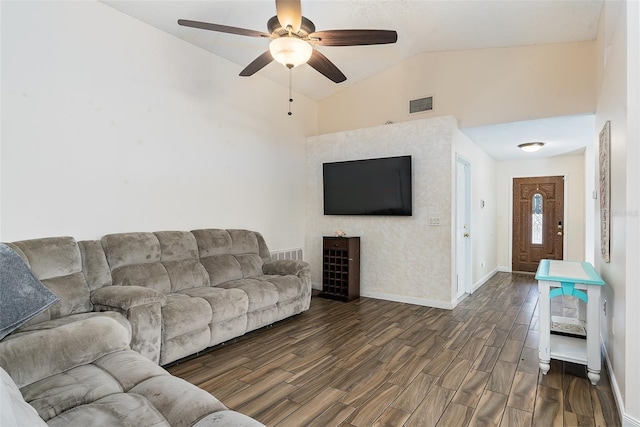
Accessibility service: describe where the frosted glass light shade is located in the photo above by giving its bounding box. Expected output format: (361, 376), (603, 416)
(269, 37), (313, 68)
(518, 142), (545, 152)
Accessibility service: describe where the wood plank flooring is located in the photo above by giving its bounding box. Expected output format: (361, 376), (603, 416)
(167, 273), (620, 426)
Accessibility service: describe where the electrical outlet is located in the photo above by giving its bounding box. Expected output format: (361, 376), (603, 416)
(603, 299), (607, 316)
(612, 317), (615, 336)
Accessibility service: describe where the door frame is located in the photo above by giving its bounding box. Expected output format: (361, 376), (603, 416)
(508, 173), (569, 272)
(455, 155), (472, 299)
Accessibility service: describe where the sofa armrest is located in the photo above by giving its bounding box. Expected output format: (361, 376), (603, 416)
(91, 286), (167, 311)
(262, 259), (310, 276)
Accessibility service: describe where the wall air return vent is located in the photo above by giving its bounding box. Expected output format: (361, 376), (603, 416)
(409, 96), (433, 114)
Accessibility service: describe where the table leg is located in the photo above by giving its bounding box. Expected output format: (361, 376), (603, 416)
(538, 280), (551, 375)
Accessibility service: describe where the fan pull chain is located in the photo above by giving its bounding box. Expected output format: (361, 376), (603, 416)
(288, 66), (293, 116)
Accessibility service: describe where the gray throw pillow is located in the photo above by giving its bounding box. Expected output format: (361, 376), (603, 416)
(0, 244), (58, 340)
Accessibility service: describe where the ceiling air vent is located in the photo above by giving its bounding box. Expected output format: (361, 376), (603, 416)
(409, 96), (433, 114)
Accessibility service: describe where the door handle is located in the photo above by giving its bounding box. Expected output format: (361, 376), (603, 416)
(557, 231), (563, 236)
(464, 233), (469, 238)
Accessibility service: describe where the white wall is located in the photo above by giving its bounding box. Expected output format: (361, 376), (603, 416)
(495, 154), (587, 271)
(593, 0), (640, 423)
(624, 1), (640, 420)
(306, 117), (456, 308)
(0, 1), (316, 251)
(317, 41), (596, 135)
(452, 130), (498, 288)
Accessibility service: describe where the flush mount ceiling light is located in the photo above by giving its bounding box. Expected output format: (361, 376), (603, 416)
(518, 142), (545, 152)
(269, 36), (313, 68)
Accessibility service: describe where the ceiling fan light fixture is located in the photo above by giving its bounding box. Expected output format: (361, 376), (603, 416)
(269, 36), (312, 68)
(518, 142), (545, 152)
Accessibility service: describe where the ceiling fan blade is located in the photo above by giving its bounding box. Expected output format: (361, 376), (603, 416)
(309, 30), (398, 46)
(275, 0), (302, 33)
(178, 19), (270, 38)
(307, 50), (346, 83)
(239, 51), (274, 77)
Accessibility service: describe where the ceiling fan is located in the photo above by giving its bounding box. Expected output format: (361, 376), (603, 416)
(178, 0), (398, 84)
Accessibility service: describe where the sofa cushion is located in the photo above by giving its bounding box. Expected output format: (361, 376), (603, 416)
(20, 364), (123, 421)
(191, 229), (232, 257)
(217, 279), (279, 312)
(130, 375), (227, 426)
(257, 275), (306, 303)
(111, 263), (172, 293)
(46, 392), (169, 427)
(0, 317), (130, 388)
(179, 287), (248, 323)
(162, 295), (212, 340)
(228, 229), (260, 255)
(93, 349), (169, 391)
(78, 240), (112, 291)
(155, 231), (199, 262)
(163, 260), (210, 292)
(37, 273), (92, 321)
(200, 254), (243, 286)
(101, 232), (161, 270)
(104, 232), (211, 294)
(8, 237), (81, 280)
(235, 254), (264, 278)
(4, 237), (93, 329)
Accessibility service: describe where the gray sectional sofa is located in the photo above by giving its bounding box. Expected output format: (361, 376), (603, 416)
(0, 229), (311, 426)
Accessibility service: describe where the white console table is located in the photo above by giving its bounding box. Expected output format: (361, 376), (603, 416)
(535, 259), (605, 385)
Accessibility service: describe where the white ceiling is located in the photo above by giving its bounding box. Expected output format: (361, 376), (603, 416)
(461, 114), (595, 160)
(103, 0), (603, 101)
(101, 0), (603, 160)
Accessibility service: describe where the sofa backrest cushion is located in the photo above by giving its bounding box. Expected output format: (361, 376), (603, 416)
(155, 231), (209, 292)
(101, 232), (209, 294)
(78, 240), (113, 291)
(6, 238), (92, 328)
(192, 229), (267, 286)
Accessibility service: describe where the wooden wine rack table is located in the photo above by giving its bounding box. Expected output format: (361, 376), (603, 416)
(320, 237), (360, 302)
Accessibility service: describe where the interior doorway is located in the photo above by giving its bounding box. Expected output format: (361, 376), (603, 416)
(455, 156), (471, 298)
(512, 176), (564, 272)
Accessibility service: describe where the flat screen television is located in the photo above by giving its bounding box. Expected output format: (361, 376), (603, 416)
(323, 155), (412, 216)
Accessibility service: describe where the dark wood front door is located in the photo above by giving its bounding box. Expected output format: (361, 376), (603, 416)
(512, 176), (564, 272)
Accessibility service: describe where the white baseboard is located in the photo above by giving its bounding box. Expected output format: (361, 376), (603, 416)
(472, 268), (498, 293)
(602, 338), (640, 427)
(360, 290), (454, 309)
(312, 283), (453, 309)
(497, 265), (511, 273)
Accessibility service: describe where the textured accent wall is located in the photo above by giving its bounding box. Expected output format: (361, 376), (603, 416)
(306, 116), (457, 307)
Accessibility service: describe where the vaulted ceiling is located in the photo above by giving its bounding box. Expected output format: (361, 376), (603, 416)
(103, 0), (603, 101)
(102, 0), (603, 159)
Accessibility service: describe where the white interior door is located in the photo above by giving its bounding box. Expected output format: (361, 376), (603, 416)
(456, 157), (471, 298)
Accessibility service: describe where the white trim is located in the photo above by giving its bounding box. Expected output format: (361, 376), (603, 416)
(455, 155), (473, 299)
(498, 266), (511, 273)
(602, 337), (640, 427)
(360, 290), (454, 310)
(473, 268), (498, 292)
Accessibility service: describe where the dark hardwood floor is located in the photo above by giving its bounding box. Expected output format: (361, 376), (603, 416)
(167, 272), (620, 426)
